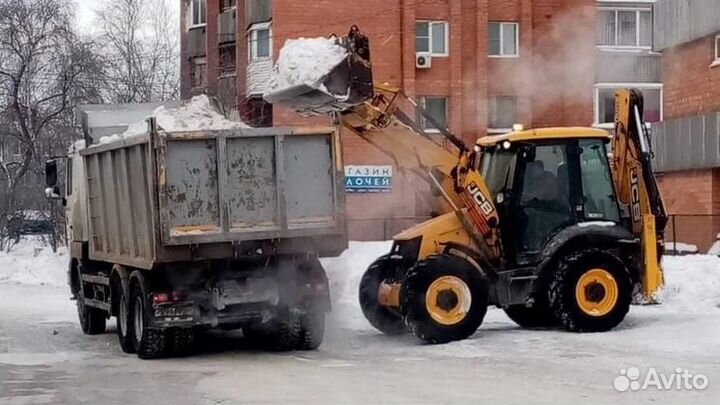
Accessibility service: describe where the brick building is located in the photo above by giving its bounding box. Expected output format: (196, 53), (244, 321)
(179, 0), (661, 240)
(651, 0), (720, 251)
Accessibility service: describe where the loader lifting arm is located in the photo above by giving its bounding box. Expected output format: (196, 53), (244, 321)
(612, 89), (668, 300)
(264, 27), (502, 262)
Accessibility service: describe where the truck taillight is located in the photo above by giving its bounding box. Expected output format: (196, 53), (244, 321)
(152, 293), (169, 303)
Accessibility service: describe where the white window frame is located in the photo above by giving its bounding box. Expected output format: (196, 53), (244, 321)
(415, 21), (449, 57)
(488, 96), (518, 133)
(190, 0), (206, 29)
(593, 83), (663, 128)
(419, 96), (448, 133)
(597, 7), (652, 51)
(488, 22), (519, 58)
(248, 22), (272, 61)
(712, 35), (720, 68)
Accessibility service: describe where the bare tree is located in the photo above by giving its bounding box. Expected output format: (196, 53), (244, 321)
(0, 0), (104, 250)
(95, 0), (180, 103)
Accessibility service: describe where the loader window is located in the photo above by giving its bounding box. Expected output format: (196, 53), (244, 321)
(480, 148), (516, 197)
(579, 140), (620, 222)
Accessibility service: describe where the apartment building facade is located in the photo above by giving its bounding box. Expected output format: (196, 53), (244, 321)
(651, 0), (720, 251)
(180, 0), (661, 240)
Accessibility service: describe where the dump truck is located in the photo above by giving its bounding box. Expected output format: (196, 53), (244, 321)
(266, 27), (667, 344)
(45, 100), (346, 358)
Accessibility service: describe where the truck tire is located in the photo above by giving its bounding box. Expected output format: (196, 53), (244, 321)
(503, 294), (557, 328)
(400, 254), (488, 344)
(263, 309), (299, 352)
(130, 281), (168, 359)
(115, 282), (136, 353)
(74, 264), (106, 335)
(169, 328), (196, 356)
(359, 255), (407, 335)
(548, 249), (632, 333)
(295, 307), (325, 351)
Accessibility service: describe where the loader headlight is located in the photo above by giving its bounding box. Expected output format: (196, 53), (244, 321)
(502, 140), (512, 150)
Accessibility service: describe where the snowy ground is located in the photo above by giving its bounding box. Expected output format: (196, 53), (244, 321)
(1, 239), (719, 404)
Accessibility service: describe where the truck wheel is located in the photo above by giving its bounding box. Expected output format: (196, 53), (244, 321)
(74, 265), (106, 335)
(503, 295), (557, 328)
(549, 250), (632, 332)
(295, 307), (325, 351)
(400, 254), (488, 344)
(116, 283), (136, 353)
(169, 328), (196, 356)
(130, 282), (168, 359)
(359, 255), (407, 335)
(263, 308), (299, 352)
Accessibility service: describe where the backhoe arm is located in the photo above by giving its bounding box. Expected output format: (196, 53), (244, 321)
(612, 89), (668, 300)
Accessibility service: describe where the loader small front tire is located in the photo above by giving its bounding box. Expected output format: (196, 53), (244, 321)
(401, 254), (488, 344)
(130, 282), (168, 359)
(359, 255), (407, 335)
(549, 250), (632, 333)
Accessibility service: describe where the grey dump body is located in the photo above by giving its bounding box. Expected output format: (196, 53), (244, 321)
(80, 125), (346, 269)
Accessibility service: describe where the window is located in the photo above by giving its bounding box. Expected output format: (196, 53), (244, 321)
(579, 140), (620, 222)
(191, 57), (207, 88)
(66, 157), (73, 197)
(249, 23), (271, 60)
(488, 96), (518, 131)
(595, 85), (661, 125)
(415, 21), (448, 56)
(489, 22), (519, 57)
(219, 45), (236, 75)
(418, 96), (448, 131)
(597, 9), (652, 48)
(714, 35), (720, 66)
(191, 0), (206, 27)
(221, 0), (236, 10)
(244, 96), (273, 127)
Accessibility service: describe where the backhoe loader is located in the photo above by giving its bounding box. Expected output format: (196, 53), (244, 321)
(265, 27), (667, 344)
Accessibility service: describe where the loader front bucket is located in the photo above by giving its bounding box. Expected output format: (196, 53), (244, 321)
(264, 32), (374, 115)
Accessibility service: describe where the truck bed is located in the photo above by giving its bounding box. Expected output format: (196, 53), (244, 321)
(80, 125), (346, 269)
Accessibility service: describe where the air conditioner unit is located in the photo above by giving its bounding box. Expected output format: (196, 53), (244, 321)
(416, 52), (432, 69)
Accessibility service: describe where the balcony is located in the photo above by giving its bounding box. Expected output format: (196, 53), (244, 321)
(596, 52), (661, 84)
(653, 112), (720, 172)
(246, 58), (272, 96)
(654, 0), (720, 50)
(187, 27), (206, 58)
(218, 8), (236, 44)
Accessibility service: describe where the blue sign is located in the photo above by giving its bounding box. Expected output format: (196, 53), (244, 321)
(345, 165), (393, 193)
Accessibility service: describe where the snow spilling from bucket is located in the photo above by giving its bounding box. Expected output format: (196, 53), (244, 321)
(264, 37), (349, 97)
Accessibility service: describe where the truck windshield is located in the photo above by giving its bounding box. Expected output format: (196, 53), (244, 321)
(480, 147), (517, 197)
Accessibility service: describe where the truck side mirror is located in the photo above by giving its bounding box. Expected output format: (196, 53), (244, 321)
(45, 160), (58, 187)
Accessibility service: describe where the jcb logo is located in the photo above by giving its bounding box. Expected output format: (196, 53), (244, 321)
(630, 169), (641, 223)
(467, 182), (495, 216)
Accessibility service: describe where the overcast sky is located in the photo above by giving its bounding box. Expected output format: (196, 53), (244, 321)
(74, 0), (181, 33)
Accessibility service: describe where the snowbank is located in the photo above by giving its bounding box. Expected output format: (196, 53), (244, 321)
(264, 37), (348, 97)
(659, 255), (720, 313)
(95, 95), (248, 145)
(666, 241), (699, 254)
(0, 237), (67, 287)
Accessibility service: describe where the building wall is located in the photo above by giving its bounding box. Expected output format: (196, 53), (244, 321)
(663, 34), (720, 120)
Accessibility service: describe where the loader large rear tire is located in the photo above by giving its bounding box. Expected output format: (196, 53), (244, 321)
(549, 250), (632, 333)
(359, 255), (407, 335)
(400, 254), (488, 344)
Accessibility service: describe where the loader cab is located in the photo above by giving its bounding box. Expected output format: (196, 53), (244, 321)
(478, 128), (620, 265)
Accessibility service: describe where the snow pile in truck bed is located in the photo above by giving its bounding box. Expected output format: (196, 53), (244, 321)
(0, 237), (67, 287)
(94, 95), (249, 145)
(264, 37), (349, 98)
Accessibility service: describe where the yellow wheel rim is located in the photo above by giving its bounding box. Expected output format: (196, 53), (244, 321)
(575, 269), (619, 317)
(425, 276), (472, 326)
